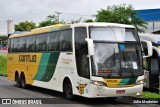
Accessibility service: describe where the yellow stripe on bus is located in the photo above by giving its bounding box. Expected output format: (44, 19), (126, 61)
(103, 79), (121, 87)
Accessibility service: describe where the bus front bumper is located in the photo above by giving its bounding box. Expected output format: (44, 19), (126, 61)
(89, 84), (143, 98)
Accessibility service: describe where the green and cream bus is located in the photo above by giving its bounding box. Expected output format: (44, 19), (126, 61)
(7, 23), (152, 99)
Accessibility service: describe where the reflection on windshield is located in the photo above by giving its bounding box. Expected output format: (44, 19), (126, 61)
(90, 27), (138, 42)
(92, 43), (143, 77)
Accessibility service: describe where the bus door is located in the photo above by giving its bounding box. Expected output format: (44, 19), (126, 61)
(75, 27), (90, 96)
(149, 47), (160, 93)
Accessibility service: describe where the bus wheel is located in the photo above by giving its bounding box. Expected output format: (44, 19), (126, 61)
(15, 73), (20, 87)
(20, 73), (27, 89)
(64, 80), (74, 99)
(109, 97), (117, 100)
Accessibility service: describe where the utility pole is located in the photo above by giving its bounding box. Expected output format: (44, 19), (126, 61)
(55, 11), (62, 23)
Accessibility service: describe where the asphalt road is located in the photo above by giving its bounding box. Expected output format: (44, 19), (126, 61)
(0, 76), (159, 107)
(0, 50), (7, 56)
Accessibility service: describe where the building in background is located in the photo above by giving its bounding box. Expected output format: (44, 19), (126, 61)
(136, 8), (160, 34)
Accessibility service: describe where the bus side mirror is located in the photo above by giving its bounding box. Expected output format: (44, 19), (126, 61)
(141, 40), (153, 58)
(85, 38), (94, 56)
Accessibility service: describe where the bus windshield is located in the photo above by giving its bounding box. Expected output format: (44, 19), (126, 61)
(90, 27), (143, 78)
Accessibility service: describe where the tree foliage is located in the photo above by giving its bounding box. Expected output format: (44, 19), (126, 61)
(0, 35), (8, 46)
(38, 14), (60, 27)
(85, 19), (93, 22)
(15, 21), (37, 31)
(95, 4), (147, 32)
(0, 36), (8, 41)
(39, 20), (58, 27)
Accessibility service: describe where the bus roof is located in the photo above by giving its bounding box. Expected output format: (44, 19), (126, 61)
(9, 24), (68, 38)
(139, 33), (160, 44)
(72, 22), (135, 28)
(9, 22), (135, 38)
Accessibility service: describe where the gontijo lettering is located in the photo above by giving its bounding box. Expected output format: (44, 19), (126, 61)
(19, 55), (36, 62)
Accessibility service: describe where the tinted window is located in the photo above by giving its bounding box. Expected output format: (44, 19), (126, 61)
(8, 39), (11, 53)
(75, 27), (90, 79)
(48, 32), (59, 51)
(26, 35), (36, 52)
(151, 59), (159, 74)
(151, 50), (159, 74)
(10, 38), (14, 52)
(36, 34), (48, 51)
(59, 30), (72, 51)
(13, 38), (20, 52)
(143, 56), (149, 70)
(20, 37), (27, 52)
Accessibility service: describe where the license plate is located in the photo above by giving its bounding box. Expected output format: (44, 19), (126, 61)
(116, 90), (125, 94)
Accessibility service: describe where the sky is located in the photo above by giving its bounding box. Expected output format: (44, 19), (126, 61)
(0, 0), (160, 35)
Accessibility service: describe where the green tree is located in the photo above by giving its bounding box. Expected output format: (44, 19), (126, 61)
(85, 19), (93, 22)
(39, 20), (58, 27)
(95, 4), (147, 32)
(38, 14), (60, 27)
(15, 21), (37, 31)
(0, 35), (8, 46)
(0, 36), (8, 41)
(47, 15), (58, 22)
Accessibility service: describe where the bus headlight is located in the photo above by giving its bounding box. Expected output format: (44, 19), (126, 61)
(91, 80), (106, 86)
(136, 80), (144, 85)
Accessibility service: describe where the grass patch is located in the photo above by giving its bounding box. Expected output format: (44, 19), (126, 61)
(0, 55), (7, 76)
(142, 91), (160, 98)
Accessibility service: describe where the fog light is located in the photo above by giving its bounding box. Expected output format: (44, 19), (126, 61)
(136, 92), (141, 96)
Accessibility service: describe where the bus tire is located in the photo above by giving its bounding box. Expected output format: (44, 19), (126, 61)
(109, 97), (117, 100)
(15, 72), (20, 87)
(64, 80), (74, 99)
(20, 73), (27, 89)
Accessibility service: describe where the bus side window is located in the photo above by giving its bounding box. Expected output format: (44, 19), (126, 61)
(141, 41), (149, 70)
(48, 32), (59, 51)
(26, 35), (36, 52)
(143, 50), (149, 70)
(143, 56), (149, 70)
(13, 38), (20, 52)
(36, 34), (48, 52)
(75, 27), (90, 79)
(20, 37), (27, 52)
(8, 39), (11, 53)
(59, 29), (72, 51)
